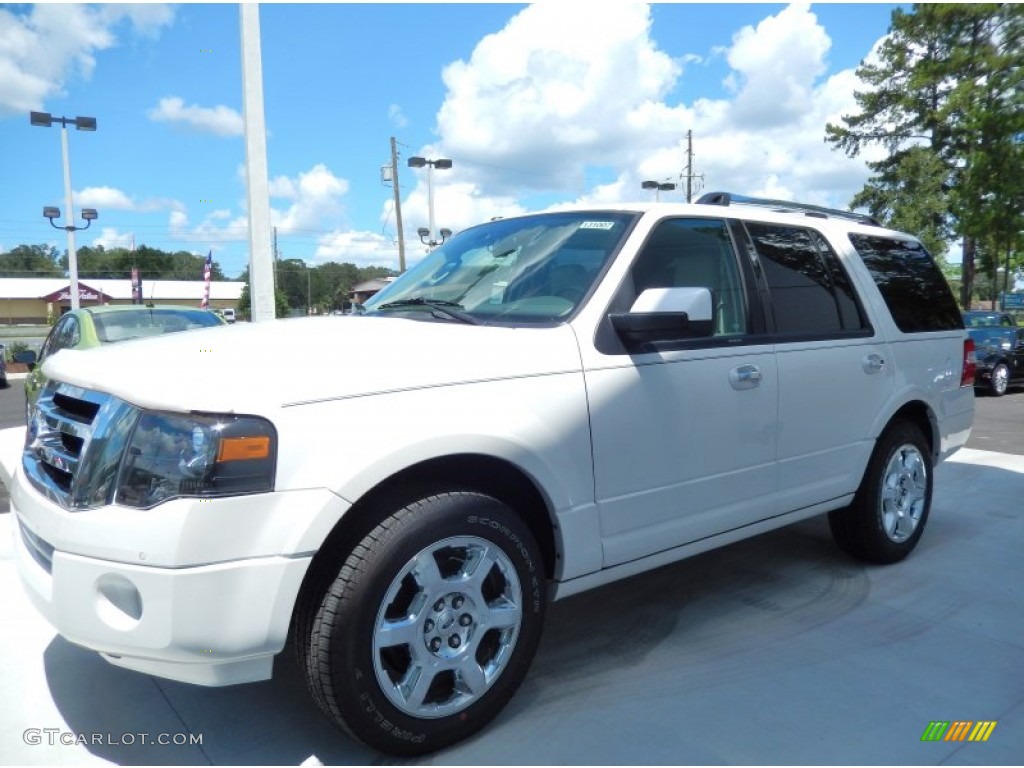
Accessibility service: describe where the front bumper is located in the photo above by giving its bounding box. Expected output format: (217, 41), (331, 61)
(3, 430), (346, 686)
(12, 506), (310, 685)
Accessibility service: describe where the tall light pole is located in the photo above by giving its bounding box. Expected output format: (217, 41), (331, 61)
(407, 156), (452, 249)
(31, 111), (96, 310)
(389, 137), (407, 272)
(641, 179), (677, 202)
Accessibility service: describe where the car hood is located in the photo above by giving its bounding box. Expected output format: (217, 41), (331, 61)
(42, 315), (584, 415)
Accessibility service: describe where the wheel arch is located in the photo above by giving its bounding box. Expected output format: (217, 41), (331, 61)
(289, 454), (560, 643)
(885, 400), (938, 463)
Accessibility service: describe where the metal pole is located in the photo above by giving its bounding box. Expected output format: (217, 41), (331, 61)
(240, 3), (276, 322)
(686, 130), (693, 204)
(61, 124), (80, 310)
(390, 137), (406, 272)
(427, 162), (436, 247)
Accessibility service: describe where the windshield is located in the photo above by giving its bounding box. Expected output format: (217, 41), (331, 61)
(362, 211), (637, 324)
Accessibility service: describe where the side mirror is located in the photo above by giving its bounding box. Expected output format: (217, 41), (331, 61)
(609, 287), (714, 347)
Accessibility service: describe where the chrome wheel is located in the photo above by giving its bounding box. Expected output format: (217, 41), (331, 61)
(991, 364), (1009, 396)
(880, 443), (928, 543)
(372, 535), (523, 719)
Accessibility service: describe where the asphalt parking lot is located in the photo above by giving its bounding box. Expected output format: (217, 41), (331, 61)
(1, 381), (1022, 765)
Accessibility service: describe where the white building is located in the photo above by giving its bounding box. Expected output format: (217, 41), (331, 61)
(0, 278), (245, 324)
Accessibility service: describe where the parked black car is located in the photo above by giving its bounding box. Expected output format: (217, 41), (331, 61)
(969, 327), (1024, 396)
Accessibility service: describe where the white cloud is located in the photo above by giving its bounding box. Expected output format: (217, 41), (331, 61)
(76, 186), (186, 214)
(89, 227), (135, 250)
(0, 4), (174, 117)
(74, 185), (185, 213)
(314, 230), (402, 267)
(388, 103), (408, 128)
(269, 176), (298, 200)
(76, 186), (135, 210)
(436, 3), (681, 197)
(98, 5), (176, 38)
(394, 179), (526, 241)
(724, 3), (831, 128)
(272, 164), (349, 233)
(170, 208), (249, 244)
(169, 164), (352, 257)
(404, 2), (884, 224)
(147, 96), (244, 137)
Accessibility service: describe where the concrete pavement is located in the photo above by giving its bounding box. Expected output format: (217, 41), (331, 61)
(1, 440), (1022, 765)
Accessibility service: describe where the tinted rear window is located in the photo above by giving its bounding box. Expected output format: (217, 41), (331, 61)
(848, 234), (961, 333)
(91, 309), (223, 343)
(746, 223), (868, 336)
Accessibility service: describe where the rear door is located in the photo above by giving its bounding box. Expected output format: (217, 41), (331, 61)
(739, 222), (893, 511)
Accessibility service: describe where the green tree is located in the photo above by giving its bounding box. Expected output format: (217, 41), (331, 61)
(63, 244), (227, 282)
(0, 244), (62, 277)
(850, 146), (951, 260)
(825, 4), (1024, 306)
(274, 258), (309, 313)
(236, 268), (290, 319)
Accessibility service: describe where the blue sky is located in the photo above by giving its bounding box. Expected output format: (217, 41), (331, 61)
(1, 3), (908, 280)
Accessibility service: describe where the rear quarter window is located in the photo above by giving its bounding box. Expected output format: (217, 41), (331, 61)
(848, 234), (962, 333)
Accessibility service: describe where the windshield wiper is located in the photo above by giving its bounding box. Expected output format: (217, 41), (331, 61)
(376, 297), (481, 325)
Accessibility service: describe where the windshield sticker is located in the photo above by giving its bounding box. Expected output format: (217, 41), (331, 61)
(579, 221), (616, 230)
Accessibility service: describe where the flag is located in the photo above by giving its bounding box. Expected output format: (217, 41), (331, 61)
(200, 250), (212, 309)
(130, 237), (141, 304)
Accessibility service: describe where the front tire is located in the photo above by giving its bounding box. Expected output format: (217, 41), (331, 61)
(829, 420), (932, 564)
(990, 363), (1010, 397)
(299, 492), (545, 756)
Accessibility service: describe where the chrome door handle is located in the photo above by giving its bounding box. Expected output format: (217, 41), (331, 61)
(729, 364), (762, 390)
(863, 354), (885, 374)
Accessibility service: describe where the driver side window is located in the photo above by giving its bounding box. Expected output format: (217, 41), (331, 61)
(630, 218), (747, 336)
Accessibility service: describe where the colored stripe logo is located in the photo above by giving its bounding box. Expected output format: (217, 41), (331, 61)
(921, 721), (997, 742)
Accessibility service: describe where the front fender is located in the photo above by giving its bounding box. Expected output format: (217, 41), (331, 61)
(272, 372), (597, 567)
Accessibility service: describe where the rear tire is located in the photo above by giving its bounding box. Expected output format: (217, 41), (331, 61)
(829, 420), (932, 564)
(989, 363), (1010, 397)
(296, 492), (545, 756)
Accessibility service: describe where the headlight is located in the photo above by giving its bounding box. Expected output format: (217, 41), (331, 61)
(116, 411), (276, 509)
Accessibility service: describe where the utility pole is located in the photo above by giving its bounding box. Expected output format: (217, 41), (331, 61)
(681, 130), (704, 203)
(390, 137), (407, 272)
(686, 130), (693, 203)
(273, 226), (278, 261)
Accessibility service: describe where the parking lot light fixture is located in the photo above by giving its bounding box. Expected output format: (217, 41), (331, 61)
(407, 156), (453, 249)
(31, 111), (98, 310)
(641, 179), (677, 202)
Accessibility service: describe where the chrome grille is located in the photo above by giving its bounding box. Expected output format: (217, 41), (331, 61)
(24, 382), (140, 510)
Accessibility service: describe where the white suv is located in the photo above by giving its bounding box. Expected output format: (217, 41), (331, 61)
(6, 193), (974, 755)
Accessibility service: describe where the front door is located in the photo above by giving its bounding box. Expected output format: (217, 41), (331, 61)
(582, 217), (778, 568)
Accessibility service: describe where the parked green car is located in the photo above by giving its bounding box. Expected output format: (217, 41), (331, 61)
(20, 305), (226, 422)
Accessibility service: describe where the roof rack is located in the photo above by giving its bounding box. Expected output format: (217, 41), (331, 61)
(696, 191), (881, 227)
